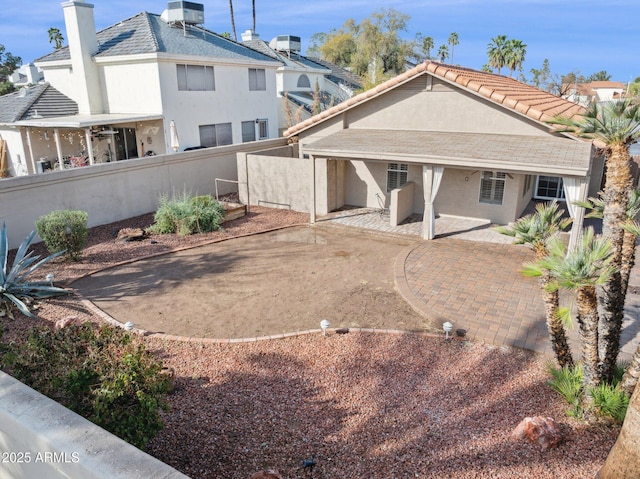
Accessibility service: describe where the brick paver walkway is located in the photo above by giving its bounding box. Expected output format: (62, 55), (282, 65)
(324, 208), (640, 360)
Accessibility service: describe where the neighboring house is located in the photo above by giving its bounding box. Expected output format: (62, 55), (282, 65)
(8, 63), (45, 88)
(272, 61), (601, 247)
(0, 1), (281, 177)
(240, 30), (362, 134)
(563, 81), (626, 106)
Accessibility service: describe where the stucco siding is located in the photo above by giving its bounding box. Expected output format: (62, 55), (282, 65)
(101, 61), (163, 114)
(346, 76), (553, 136)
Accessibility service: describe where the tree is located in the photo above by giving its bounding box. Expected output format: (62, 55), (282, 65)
(487, 35), (508, 74)
(587, 70), (612, 82)
(530, 59), (552, 90)
(228, 0), (237, 41)
(421, 35), (434, 60)
(0, 44), (21, 96)
(504, 38), (526, 77)
(496, 201), (574, 368)
(524, 227), (615, 394)
(447, 32), (459, 64)
(550, 100), (640, 384)
(47, 27), (64, 50)
(309, 9), (417, 87)
(437, 44), (448, 63)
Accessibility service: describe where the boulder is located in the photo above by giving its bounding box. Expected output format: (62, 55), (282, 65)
(116, 228), (147, 242)
(511, 416), (564, 450)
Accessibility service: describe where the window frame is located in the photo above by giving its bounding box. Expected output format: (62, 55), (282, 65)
(177, 64), (215, 91)
(386, 163), (408, 193)
(199, 122), (233, 147)
(248, 68), (266, 91)
(479, 171), (506, 205)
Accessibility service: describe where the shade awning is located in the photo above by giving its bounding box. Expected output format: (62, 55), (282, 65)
(302, 129), (593, 177)
(15, 113), (164, 129)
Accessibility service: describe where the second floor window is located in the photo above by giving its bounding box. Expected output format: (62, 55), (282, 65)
(177, 64), (215, 91)
(249, 68), (266, 91)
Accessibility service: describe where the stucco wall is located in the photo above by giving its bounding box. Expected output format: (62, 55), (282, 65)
(0, 128), (28, 177)
(0, 371), (189, 479)
(0, 138), (286, 249)
(100, 60), (163, 114)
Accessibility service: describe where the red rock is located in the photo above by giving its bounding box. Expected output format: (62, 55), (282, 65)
(512, 416), (564, 450)
(55, 316), (80, 329)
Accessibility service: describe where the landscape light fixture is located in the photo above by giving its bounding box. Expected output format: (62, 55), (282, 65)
(124, 321), (135, 331)
(320, 319), (330, 336)
(442, 321), (453, 341)
(45, 273), (54, 286)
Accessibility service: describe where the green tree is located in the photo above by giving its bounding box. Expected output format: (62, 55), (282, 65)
(421, 35), (434, 60)
(550, 100), (640, 384)
(496, 201), (574, 368)
(47, 27), (64, 50)
(504, 38), (526, 77)
(447, 32), (459, 64)
(530, 59), (552, 90)
(437, 44), (448, 63)
(0, 44), (21, 96)
(524, 227), (615, 394)
(487, 35), (508, 74)
(587, 70), (612, 82)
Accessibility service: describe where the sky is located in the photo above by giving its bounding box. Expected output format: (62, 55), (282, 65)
(1, 0), (638, 83)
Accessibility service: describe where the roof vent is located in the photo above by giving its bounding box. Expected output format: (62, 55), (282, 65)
(269, 35), (301, 53)
(165, 1), (204, 25)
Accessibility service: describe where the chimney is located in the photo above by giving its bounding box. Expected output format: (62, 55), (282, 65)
(62, 1), (103, 114)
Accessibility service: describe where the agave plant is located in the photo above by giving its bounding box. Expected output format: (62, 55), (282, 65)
(1, 223), (69, 318)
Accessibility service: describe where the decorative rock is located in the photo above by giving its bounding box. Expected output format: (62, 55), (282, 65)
(336, 328), (350, 334)
(116, 228), (147, 242)
(249, 470), (282, 479)
(511, 416), (564, 451)
(55, 316), (79, 329)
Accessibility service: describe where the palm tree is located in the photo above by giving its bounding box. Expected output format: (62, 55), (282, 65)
(487, 35), (508, 74)
(524, 227), (615, 394)
(505, 38), (526, 77)
(48, 27), (64, 50)
(447, 32), (459, 64)
(437, 44), (448, 63)
(228, 0), (237, 41)
(496, 201), (574, 368)
(252, 0), (256, 33)
(550, 100), (640, 383)
(422, 36), (434, 60)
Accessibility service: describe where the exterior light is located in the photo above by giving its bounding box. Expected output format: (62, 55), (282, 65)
(320, 319), (330, 336)
(45, 273), (54, 286)
(124, 321), (135, 331)
(442, 321), (453, 340)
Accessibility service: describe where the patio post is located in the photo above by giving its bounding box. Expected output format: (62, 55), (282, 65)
(53, 128), (64, 170)
(422, 165), (434, 239)
(309, 154), (316, 223)
(25, 128), (37, 174)
(85, 128), (95, 165)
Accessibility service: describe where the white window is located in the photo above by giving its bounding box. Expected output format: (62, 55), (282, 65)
(249, 68), (266, 91)
(257, 119), (268, 139)
(387, 163), (408, 192)
(479, 171), (506, 205)
(199, 123), (232, 147)
(535, 175), (565, 200)
(177, 64), (215, 91)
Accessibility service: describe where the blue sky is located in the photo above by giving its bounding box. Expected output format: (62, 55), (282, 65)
(1, 0), (638, 83)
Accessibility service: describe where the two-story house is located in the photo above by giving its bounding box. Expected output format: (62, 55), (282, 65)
(0, 0), (281, 176)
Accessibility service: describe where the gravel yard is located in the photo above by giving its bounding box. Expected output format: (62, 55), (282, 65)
(1, 206), (618, 478)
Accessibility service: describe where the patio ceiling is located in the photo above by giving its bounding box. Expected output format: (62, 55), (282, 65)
(302, 129), (594, 177)
(15, 113), (164, 129)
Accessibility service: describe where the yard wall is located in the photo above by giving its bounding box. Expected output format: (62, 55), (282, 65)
(0, 370), (189, 479)
(0, 138), (287, 249)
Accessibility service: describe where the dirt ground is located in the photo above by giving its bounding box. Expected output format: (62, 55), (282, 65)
(72, 225), (433, 338)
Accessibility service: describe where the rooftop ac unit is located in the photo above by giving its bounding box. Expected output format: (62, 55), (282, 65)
(269, 35), (301, 53)
(166, 1), (205, 25)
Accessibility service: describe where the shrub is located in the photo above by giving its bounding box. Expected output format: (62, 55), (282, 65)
(149, 192), (225, 235)
(2, 322), (170, 449)
(0, 223), (68, 319)
(35, 210), (88, 260)
(591, 383), (630, 423)
(546, 362), (584, 418)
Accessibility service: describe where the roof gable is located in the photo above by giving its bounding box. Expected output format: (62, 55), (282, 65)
(285, 61), (585, 137)
(36, 12), (280, 64)
(0, 84), (78, 124)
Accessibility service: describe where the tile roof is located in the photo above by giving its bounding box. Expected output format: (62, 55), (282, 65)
(0, 84), (78, 124)
(284, 61), (585, 137)
(36, 12), (280, 64)
(305, 57), (363, 91)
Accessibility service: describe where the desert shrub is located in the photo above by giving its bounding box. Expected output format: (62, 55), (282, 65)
(546, 362), (584, 418)
(35, 210), (88, 260)
(1, 322), (170, 449)
(149, 192), (224, 235)
(0, 223), (68, 319)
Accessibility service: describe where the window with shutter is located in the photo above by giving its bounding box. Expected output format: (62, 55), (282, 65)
(387, 163), (408, 192)
(479, 171), (506, 204)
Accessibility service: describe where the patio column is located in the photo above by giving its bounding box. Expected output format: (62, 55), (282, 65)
(422, 165), (434, 239)
(563, 175), (590, 251)
(309, 154), (316, 224)
(85, 128), (95, 165)
(53, 128), (64, 170)
(25, 128), (37, 174)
